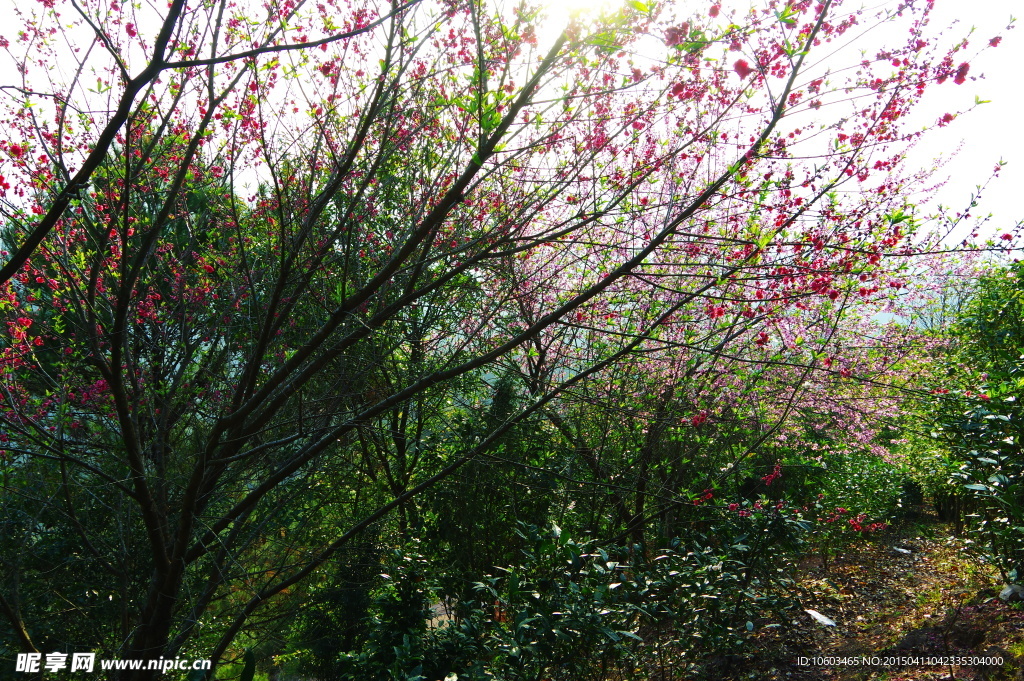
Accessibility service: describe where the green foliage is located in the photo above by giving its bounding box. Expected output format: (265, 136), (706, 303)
(931, 261), (1024, 580)
(737, 449), (904, 571)
(299, 521), (809, 681)
(288, 540), (382, 678)
(421, 377), (557, 600)
(291, 544), (435, 681)
(814, 448), (906, 522)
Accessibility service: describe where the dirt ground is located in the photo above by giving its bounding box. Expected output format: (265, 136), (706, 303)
(715, 509), (1024, 681)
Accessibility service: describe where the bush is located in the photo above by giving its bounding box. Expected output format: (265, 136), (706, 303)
(310, 521), (808, 681)
(930, 261), (1024, 581)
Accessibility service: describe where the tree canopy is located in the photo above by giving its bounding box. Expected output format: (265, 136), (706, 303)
(0, 0), (1014, 678)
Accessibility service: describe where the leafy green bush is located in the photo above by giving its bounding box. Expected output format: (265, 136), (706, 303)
(930, 261), (1024, 581)
(320, 521), (808, 681)
(938, 394), (1024, 579)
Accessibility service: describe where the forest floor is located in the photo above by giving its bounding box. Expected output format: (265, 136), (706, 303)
(720, 508), (1024, 681)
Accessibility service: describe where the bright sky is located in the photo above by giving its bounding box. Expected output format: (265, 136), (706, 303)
(881, 0), (1018, 317)
(902, 2), (1022, 236)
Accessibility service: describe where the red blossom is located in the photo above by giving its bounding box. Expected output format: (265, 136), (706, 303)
(953, 62), (969, 85)
(1000, 233), (1013, 241)
(989, 36), (1002, 47)
(125, 23), (137, 37)
(709, 4), (720, 17)
(664, 22), (689, 47)
(733, 59), (755, 79)
(7, 317), (32, 341)
(762, 463), (782, 486)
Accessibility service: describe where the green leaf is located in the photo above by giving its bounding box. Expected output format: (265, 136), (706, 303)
(481, 108), (502, 132)
(776, 4), (798, 25)
(588, 31), (623, 51)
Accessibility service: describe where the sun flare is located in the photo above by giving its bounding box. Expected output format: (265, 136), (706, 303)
(535, 0), (625, 49)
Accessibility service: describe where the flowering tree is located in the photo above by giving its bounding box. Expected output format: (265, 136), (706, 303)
(0, 0), (1006, 676)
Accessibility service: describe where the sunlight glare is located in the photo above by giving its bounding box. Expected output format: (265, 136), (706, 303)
(535, 0), (625, 50)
